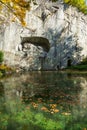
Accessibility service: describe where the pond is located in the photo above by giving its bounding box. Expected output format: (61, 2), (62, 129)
(0, 71), (87, 130)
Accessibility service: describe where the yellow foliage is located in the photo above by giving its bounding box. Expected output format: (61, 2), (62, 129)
(1, 0), (10, 3)
(21, 20), (27, 26)
(64, 0), (70, 3)
(0, 0), (30, 26)
(64, 0), (87, 14)
(11, 17), (16, 22)
(0, 64), (12, 71)
(0, 4), (2, 10)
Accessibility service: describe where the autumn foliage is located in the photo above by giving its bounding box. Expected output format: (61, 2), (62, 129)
(64, 0), (87, 14)
(0, 0), (30, 26)
(0, 0), (87, 26)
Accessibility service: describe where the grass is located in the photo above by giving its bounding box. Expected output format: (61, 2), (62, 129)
(67, 58), (87, 71)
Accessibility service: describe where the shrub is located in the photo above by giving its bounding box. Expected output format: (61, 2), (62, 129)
(0, 71), (3, 77)
(0, 51), (4, 64)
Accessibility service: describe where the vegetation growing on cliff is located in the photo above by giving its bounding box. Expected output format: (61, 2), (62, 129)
(67, 58), (87, 71)
(0, 0), (30, 26)
(64, 0), (87, 14)
(0, 51), (14, 77)
(50, 0), (87, 15)
(0, 51), (4, 64)
(0, 0), (87, 27)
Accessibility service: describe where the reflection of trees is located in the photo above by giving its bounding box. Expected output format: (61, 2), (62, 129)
(0, 82), (5, 111)
(0, 72), (83, 108)
(65, 77), (87, 130)
(79, 78), (87, 108)
(65, 107), (87, 130)
(21, 72), (82, 107)
(20, 72), (87, 130)
(0, 82), (4, 97)
(1, 72), (87, 129)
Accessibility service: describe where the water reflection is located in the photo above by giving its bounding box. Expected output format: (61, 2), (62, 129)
(0, 71), (87, 130)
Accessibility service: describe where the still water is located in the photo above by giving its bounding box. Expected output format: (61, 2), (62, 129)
(0, 71), (87, 130)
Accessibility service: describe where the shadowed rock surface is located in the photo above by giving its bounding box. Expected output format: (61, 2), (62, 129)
(21, 36), (50, 52)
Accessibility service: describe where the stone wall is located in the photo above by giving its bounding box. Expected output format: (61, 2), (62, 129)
(0, 0), (87, 70)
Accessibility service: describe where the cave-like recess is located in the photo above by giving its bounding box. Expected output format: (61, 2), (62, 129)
(20, 36), (50, 52)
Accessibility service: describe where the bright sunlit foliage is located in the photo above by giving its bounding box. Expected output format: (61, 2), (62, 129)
(0, 0), (87, 26)
(64, 0), (87, 14)
(0, 0), (30, 26)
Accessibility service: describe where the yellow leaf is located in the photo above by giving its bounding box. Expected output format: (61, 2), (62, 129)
(41, 106), (49, 112)
(53, 109), (59, 113)
(83, 128), (87, 130)
(50, 104), (57, 108)
(62, 112), (71, 116)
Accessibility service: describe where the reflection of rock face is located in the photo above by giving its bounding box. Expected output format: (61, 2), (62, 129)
(66, 77), (87, 127)
(1, 1), (87, 69)
(1, 72), (87, 118)
(80, 78), (87, 108)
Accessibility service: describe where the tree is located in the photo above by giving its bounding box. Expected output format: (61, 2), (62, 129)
(0, 0), (87, 27)
(64, 0), (87, 14)
(0, 0), (30, 26)
(0, 51), (4, 64)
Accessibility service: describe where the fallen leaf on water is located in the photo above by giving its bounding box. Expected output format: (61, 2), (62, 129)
(26, 106), (30, 109)
(41, 106), (49, 112)
(50, 108), (59, 113)
(50, 104), (57, 108)
(53, 109), (59, 113)
(32, 102), (38, 108)
(50, 111), (54, 114)
(62, 112), (71, 116)
(49, 99), (53, 102)
(83, 128), (87, 130)
(38, 98), (42, 103)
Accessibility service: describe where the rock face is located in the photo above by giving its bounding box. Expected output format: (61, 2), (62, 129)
(0, 0), (87, 70)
